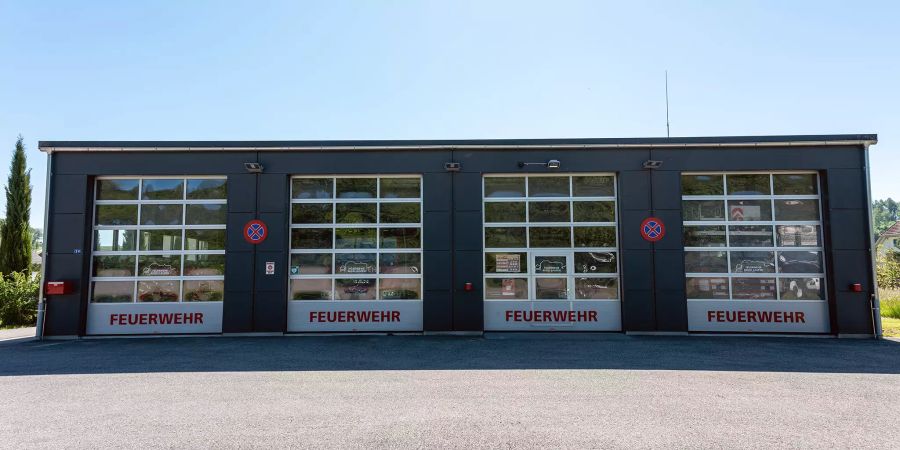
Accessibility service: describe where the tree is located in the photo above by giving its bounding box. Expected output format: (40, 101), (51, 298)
(30, 228), (42, 251)
(0, 136), (32, 274)
(873, 198), (900, 237)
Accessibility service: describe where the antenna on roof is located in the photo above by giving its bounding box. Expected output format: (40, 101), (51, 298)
(665, 70), (671, 138)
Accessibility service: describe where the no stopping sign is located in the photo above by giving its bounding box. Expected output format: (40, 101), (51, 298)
(640, 217), (665, 242)
(243, 220), (268, 244)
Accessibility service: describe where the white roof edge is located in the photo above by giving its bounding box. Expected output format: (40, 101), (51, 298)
(39, 139), (877, 153)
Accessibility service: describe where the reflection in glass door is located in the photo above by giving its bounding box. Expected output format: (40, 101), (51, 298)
(532, 251), (571, 300)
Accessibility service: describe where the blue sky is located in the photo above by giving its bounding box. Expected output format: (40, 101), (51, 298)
(1, 1), (898, 227)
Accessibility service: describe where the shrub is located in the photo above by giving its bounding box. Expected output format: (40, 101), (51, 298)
(881, 289), (900, 320)
(0, 271), (40, 327)
(876, 251), (900, 290)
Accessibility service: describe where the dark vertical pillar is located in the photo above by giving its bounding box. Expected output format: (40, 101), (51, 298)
(825, 167), (875, 335)
(619, 166), (655, 332)
(649, 165), (688, 332)
(253, 173), (288, 332)
(422, 172), (452, 331)
(451, 171), (484, 331)
(44, 172), (91, 336)
(223, 173), (257, 333)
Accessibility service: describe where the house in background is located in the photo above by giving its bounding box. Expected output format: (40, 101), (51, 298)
(876, 221), (900, 257)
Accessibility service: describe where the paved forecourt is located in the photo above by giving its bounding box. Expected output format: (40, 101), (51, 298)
(1, 335), (898, 449)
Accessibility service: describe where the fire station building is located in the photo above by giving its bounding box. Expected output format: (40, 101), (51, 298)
(36, 134), (882, 337)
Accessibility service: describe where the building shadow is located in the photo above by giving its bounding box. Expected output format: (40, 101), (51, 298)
(1, 334), (898, 376)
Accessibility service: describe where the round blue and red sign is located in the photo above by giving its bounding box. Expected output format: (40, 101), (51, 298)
(243, 220), (268, 244)
(640, 217), (665, 242)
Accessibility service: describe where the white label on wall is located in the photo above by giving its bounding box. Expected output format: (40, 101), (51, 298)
(687, 300), (829, 333)
(287, 300), (423, 332)
(484, 300), (622, 331)
(86, 302), (224, 335)
(265, 261), (275, 275)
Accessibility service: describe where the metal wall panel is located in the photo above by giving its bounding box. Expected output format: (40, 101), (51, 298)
(258, 175), (287, 213)
(653, 146), (864, 171)
(44, 253), (88, 335)
(453, 249), (484, 331)
(618, 170), (652, 211)
(221, 291), (253, 333)
(53, 152), (256, 175)
(223, 172), (257, 332)
(423, 173), (453, 212)
(826, 168), (867, 209)
(50, 174), (89, 214)
(43, 166), (91, 336)
(423, 250), (451, 291)
(617, 169), (657, 331)
(650, 170), (683, 210)
(834, 291), (875, 335)
(620, 209), (653, 251)
(253, 290), (286, 332)
(422, 172), (453, 330)
(624, 289), (655, 331)
(828, 210), (869, 250)
(228, 174), (258, 213)
(423, 212), (451, 251)
(47, 213), (87, 255)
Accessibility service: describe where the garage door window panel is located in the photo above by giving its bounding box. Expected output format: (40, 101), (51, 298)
(291, 229), (333, 249)
(683, 172), (826, 303)
(95, 229), (136, 251)
(483, 174), (620, 307)
(292, 178), (333, 199)
(573, 201), (615, 222)
(96, 205), (138, 226)
(183, 280), (224, 301)
(485, 202), (526, 222)
(293, 203), (333, 224)
(91, 281), (134, 303)
(186, 204), (227, 225)
(97, 179), (140, 200)
(727, 200), (772, 221)
(291, 279), (333, 300)
(290, 176), (423, 302)
(682, 200), (724, 221)
(89, 177), (227, 304)
(184, 254), (226, 276)
(186, 179), (227, 199)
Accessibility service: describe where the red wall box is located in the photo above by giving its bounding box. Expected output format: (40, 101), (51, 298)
(45, 281), (73, 295)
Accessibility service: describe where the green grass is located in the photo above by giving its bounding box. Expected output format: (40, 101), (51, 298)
(882, 317), (900, 338)
(880, 289), (900, 337)
(880, 289), (900, 319)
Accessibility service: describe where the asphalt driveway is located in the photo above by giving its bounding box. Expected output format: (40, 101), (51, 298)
(1, 334), (898, 449)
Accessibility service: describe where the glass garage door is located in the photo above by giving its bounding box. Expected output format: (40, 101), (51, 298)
(682, 172), (830, 333)
(287, 176), (423, 332)
(482, 174), (621, 331)
(87, 177), (227, 335)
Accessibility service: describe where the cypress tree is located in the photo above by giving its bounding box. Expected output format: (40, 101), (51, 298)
(0, 136), (32, 274)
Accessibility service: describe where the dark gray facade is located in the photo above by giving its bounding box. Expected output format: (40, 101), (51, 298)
(37, 135), (880, 337)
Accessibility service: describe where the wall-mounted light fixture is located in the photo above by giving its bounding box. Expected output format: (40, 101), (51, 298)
(518, 159), (561, 169)
(244, 162), (264, 173)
